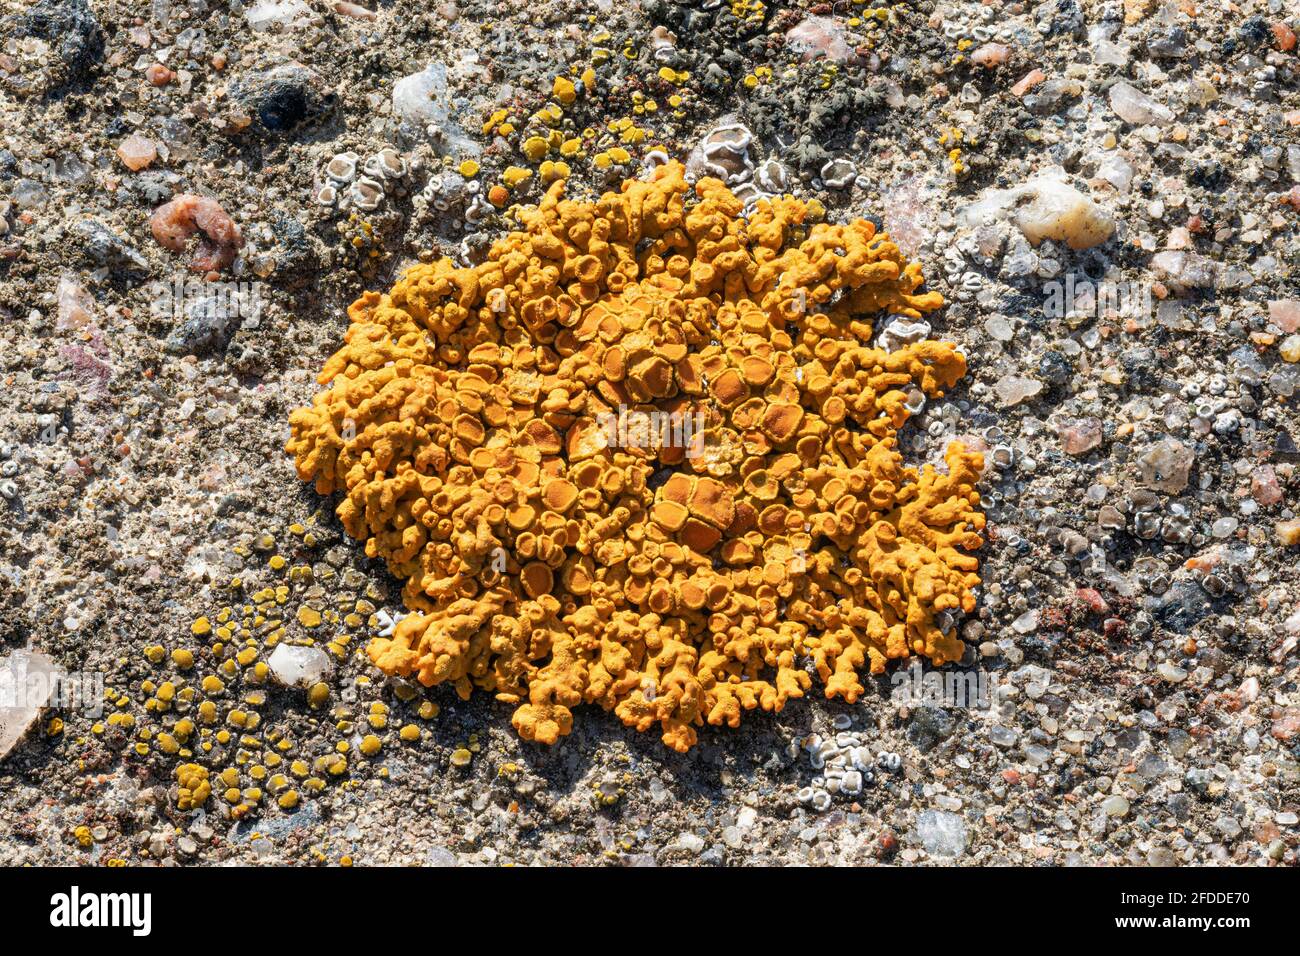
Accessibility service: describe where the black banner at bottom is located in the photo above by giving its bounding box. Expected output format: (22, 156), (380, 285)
(0, 863), (1280, 938)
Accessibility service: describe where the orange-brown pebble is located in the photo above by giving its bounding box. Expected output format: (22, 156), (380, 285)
(1274, 22), (1297, 52)
(1011, 69), (1046, 96)
(146, 63), (175, 86)
(332, 0), (379, 19)
(149, 194), (243, 273)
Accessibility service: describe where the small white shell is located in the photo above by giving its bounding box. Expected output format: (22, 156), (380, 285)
(703, 122), (752, 155)
(325, 151), (359, 184)
(347, 176), (385, 212)
(821, 158), (857, 190)
(364, 145), (406, 181)
(878, 317), (932, 352)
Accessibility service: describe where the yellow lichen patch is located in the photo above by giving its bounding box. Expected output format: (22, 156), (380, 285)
(552, 75), (577, 105)
(176, 763), (211, 810)
(287, 161), (983, 752)
(522, 136), (549, 162)
(502, 166), (534, 189)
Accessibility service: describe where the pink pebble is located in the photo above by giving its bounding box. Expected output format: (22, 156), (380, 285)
(150, 193), (243, 273)
(971, 43), (1011, 67)
(785, 16), (861, 65)
(1268, 299), (1300, 334)
(1075, 588), (1109, 615)
(1251, 465), (1283, 506)
(1059, 418), (1102, 456)
(117, 134), (157, 171)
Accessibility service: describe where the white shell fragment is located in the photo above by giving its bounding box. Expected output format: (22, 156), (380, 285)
(267, 645), (333, 689)
(957, 170), (1115, 250)
(878, 317), (933, 352)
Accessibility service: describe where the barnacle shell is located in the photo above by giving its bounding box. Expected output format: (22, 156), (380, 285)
(878, 316), (933, 352)
(363, 145), (406, 181)
(346, 175), (384, 212)
(821, 158), (857, 190)
(325, 151), (360, 184)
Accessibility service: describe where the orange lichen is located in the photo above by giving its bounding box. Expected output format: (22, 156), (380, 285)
(287, 161), (983, 751)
